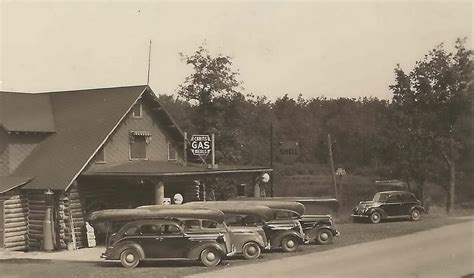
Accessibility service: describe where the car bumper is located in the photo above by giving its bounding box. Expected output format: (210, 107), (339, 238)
(351, 214), (369, 218)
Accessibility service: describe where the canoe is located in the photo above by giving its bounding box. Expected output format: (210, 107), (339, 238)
(87, 207), (225, 224)
(226, 200), (305, 217)
(180, 201), (275, 221)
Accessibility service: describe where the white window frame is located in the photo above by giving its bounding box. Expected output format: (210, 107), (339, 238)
(129, 134), (149, 161)
(132, 103), (142, 118)
(95, 146), (106, 164)
(168, 142), (177, 161)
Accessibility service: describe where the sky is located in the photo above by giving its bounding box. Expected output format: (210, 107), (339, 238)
(0, 1), (472, 100)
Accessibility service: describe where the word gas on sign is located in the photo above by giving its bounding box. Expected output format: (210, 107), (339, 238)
(190, 135), (211, 156)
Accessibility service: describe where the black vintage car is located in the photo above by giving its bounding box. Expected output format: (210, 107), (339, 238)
(88, 208), (233, 268)
(351, 191), (425, 224)
(144, 203), (271, 260)
(222, 200), (307, 252)
(299, 215), (339, 245)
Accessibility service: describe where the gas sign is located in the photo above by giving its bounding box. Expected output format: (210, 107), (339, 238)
(190, 135), (211, 156)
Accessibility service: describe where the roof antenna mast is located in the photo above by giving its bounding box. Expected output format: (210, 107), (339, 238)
(147, 40), (152, 85)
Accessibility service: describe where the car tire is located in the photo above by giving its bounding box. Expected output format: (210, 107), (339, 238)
(281, 236), (299, 252)
(369, 211), (382, 224)
(242, 242), (261, 260)
(200, 248), (221, 267)
(410, 209), (421, 221)
(315, 229), (334, 245)
(120, 248), (140, 268)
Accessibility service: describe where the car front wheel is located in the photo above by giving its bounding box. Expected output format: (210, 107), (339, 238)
(120, 248), (140, 268)
(281, 236), (299, 252)
(315, 229), (334, 245)
(369, 211), (382, 224)
(242, 242), (261, 260)
(200, 248), (222, 267)
(410, 209), (421, 221)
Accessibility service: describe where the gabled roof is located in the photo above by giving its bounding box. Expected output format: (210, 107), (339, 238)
(12, 85), (155, 190)
(0, 91), (55, 132)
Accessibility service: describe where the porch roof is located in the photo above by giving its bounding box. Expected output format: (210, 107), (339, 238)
(0, 176), (33, 194)
(81, 160), (272, 177)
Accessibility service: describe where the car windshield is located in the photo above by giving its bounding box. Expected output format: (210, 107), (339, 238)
(373, 193), (389, 202)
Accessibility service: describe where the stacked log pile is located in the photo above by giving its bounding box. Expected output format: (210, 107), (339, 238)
(2, 190), (28, 251)
(65, 185), (86, 248)
(57, 194), (67, 249)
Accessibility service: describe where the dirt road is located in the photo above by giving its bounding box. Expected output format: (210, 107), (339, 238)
(190, 219), (474, 278)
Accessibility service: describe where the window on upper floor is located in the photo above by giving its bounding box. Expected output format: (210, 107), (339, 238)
(132, 103), (142, 118)
(168, 142), (177, 161)
(95, 146), (106, 163)
(130, 131), (151, 160)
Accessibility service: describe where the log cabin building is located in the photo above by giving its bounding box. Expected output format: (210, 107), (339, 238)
(0, 85), (272, 251)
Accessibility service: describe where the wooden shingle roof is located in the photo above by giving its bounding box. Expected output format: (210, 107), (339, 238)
(0, 91), (55, 132)
(12, 85), (149, 190)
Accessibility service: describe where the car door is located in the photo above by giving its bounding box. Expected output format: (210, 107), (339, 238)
(400, 194), (418, 216)
(383, 194), (403, 216)
(158, 224), (188, 258)
(138, 223), (161, 258)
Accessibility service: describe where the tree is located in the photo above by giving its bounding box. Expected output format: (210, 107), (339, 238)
(390, 38), (473, 212)
(177, 45), (254, 164)
(177, 45), (242, 135)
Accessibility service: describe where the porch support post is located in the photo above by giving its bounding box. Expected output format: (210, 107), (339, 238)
(253, 181), (260, 197)
(155, 181), (165, 205)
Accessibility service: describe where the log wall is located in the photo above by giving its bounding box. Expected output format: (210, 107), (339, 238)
(1, 189), (28, 251)
(27, 191), (45, 250)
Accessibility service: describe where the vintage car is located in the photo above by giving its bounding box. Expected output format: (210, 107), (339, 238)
(298, 214), (339, 245)
(258, 202), (339, 245)
(142, 203), (271, 260)
(88, 208), (234, 268)
(204, 200), (306, 252)
(351, 191), (425, 224)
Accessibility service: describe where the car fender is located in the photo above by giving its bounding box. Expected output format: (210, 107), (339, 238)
(187, 242), (226, 260)
(271, 230), (303, 248)
(108, 240), (145, 260)
(367, 207), (387, 219)
(244, 238), (267, 249)
(410, 205), (426, 213)
(305, 224), (336, 240)
(229, 230), (267, 250)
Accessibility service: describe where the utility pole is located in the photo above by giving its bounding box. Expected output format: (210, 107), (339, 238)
(270, 123), (274, 198)
(328, 134), (338, 201)
(211, 133), (216, 169)
(183, 132), (188, 166)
